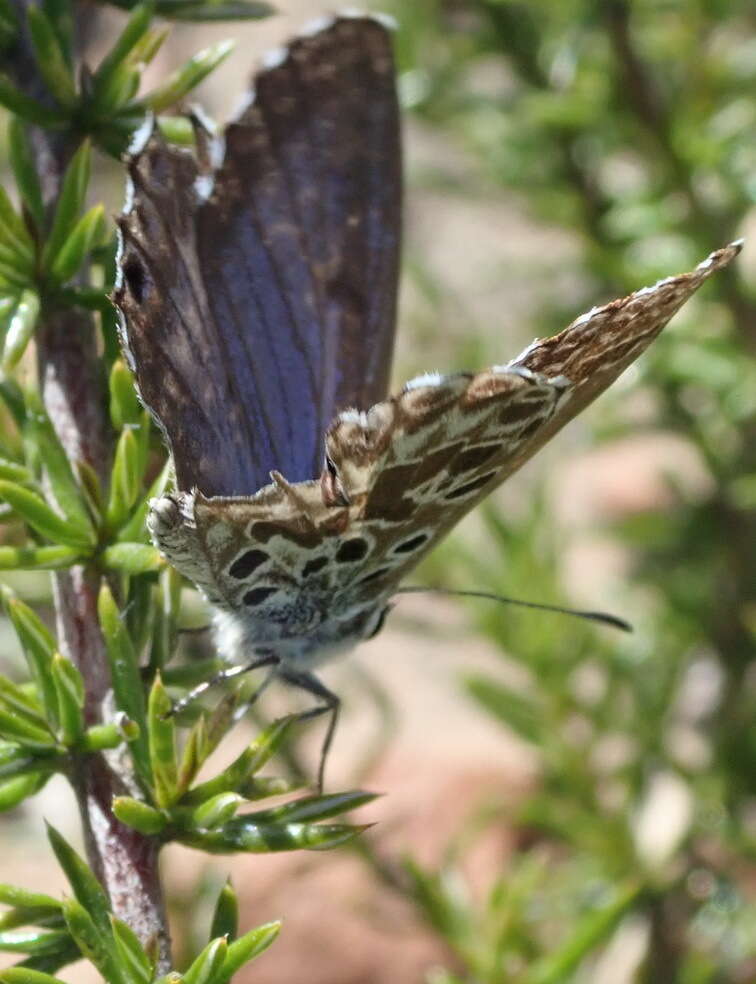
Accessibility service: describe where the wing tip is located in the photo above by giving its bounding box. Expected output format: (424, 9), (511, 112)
(565, 240), (742, 337)
(696, 238), (743, 275)
(253, 8), (395, 84)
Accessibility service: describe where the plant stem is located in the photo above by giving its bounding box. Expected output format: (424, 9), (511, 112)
(7, 0), (171, 968)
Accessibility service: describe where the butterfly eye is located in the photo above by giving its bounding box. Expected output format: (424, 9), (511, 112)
(321, 454), (350, 507)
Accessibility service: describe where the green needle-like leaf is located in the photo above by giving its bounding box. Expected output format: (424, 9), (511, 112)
(0, 771), (49, 810)
(0, 376), (26, 429)
(132, 25), (169, 66)
(109, 358), (142, 430)
(218, 921), (280, 981)
(148, 674), (178, 808)
(0, 750), (58, 787)
(158, 0), (273, 21)
(0, 481), (95, 549)
(0, 247), (29, 283)
(154, 114), (194, 144)
(0, 458), (33, 483)
(117, 459), (171, 543)
(91, 4), (153, 108)
(0, 673), (46, 724)
(102, 542), (164, 574)
(176, 714), (210, 795)
(106, 427), (143, 529)
(27, 6), (77, 109)
(0, 545), (82, 569)
(243, 790), (376, 825)
(180, 717), (297, 805)
(0, 929), (71, 954)
(2, 290), (40, 371)
(141, 40), (233, 112)
(0, 887), (61, 912)
(24, 396), (95, 536)
(110, 916), (153, 984)
(61, 898), (124, 984)
(0, 901), (64, 931)
(183, 936), (227, 984)
(0, 708), (54, 748)
(8, 119), (45, 231)
(50, 655), (84, 745)
(82, 720), (135, 752)
(524, 882), (642, 984)
(0, 76), (64, 127)
(191, 792), (243, 830)
(112, 796), (167, 835)
(178, 819), (371, 853)
(210, 880), (238, 943)
(0, 187), (34, 264)
(0, 970), (69, 983)
(98, 585), (150, 782)
(46, 825), (112, 936)
(39, 0), (73, 66)
(5, 598), (58, 719)
(41, 141), (91, 272)
(50, 204), (106, 283)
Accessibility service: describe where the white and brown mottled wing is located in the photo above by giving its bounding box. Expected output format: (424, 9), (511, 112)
(152, 244), (740, 622)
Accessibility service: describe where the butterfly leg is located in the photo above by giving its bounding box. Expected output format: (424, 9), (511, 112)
(168, 651), (279, 716)
(277, 669), (340, 792)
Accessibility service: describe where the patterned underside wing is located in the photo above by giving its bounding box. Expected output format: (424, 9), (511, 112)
(114, 13), (741, 781)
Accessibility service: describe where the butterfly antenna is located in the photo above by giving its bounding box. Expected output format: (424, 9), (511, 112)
(397, 586), (632, 632)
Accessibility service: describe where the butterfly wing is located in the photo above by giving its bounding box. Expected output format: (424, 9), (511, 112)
(324, 243), (742, 593)
(115, 15), (401, 497)
(157, 244), (739, 625)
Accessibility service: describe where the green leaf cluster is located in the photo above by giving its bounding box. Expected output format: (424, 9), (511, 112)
(0, 2), (269, 155)
(0, 825), (280, 982)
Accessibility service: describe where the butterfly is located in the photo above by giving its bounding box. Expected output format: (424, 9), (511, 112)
(114, 13), (741, 786)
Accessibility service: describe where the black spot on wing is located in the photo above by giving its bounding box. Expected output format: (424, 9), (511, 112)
(336, 538), (369, 562)
(357, 566), (391, 585)
(122, 255), (149, 304)
(243, 586), (277, 606)
(303, 555), (329, 577)
(228, 549), (269, 579)
(449, 444), (499, 475)
(393, 532), (429, 554)
(444, 471), (497, 500)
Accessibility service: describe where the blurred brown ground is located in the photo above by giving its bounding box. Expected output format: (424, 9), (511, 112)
(0, 3), (719, 981)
